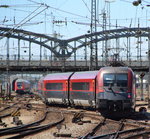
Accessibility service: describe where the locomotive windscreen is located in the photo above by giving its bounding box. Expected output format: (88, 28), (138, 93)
(104, 74), (127, 87)
(45, 83), (63, 90)
(116, 74), (127, 87)
(17, 82), (23, 89)
(72, 82), (89, 90)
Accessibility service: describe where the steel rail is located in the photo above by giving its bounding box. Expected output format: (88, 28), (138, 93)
(0, 103), (17, 113)
(0, 113), (11, 118)
(6, 112), (65, 139)
(0, 111), (47, 134)
(90, 127), (145, 139)
(80, 118), (106, 139)
(121, 130), (150, 139)
(109, 120), (125, 139)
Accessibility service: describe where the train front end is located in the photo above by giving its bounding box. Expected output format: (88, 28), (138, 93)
(15, 79), (31, 94)
(96, 67), (136, 111)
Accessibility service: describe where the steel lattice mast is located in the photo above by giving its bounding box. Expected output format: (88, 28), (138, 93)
(90, 0), (98, 70)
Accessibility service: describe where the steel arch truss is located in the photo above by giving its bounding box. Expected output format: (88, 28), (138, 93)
(0, 27), (71, 58)
(68, 27), (150, 51)
(0, 27), (150, 58)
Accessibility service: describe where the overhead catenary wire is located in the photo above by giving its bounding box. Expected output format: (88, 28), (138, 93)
(81, 0), (91, 13)
(0, 4), (48, 37)
(143, 0), (150, 4)
(0, 3), (48, 51)
(27, 0), (90, 20)
(12, 5), (42, 30)
(0, 21), (44, 27)
(0, 4), (41, 8)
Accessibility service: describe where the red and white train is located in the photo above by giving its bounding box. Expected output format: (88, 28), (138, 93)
(15, 79), (31, 94)
(38, 67), (136, 111)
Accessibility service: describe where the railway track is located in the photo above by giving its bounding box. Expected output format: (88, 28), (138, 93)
(0, 112), (64, 139)
(0, 94), (64, 138)
(80, 117), (150, 139)
(0, 93), (149, 139)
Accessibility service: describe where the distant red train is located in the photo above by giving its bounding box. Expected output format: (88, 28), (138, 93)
(38, 67), (136, 111)
(15, 79), (31, 94)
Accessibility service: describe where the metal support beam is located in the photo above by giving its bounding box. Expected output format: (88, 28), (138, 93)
(74, 41), (76, 66)
(40, 38), (42, 66)
(90, 0), (98, 70)
(127, 37), (129, 61)
(29, 36), (31, 66)
(129, 37), (131, 66)
(18, 38), (20, 65)
(148, 37), (150, 108)
(140, 76), (144, 101)
(6, 37), (10, 97)
(140, 37), (142, 66)
(7, 37), (9, 67)
(85, 38), (88, 67)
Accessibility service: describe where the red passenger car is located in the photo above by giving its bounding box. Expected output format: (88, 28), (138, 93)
(41, 72), (73, 104)
(70, 71), (98, 107)
(96, 67), (136, 111)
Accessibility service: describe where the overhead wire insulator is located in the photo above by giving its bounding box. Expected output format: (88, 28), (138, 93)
(0, 5), (9, 8)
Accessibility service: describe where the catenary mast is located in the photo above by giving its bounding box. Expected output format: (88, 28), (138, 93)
(90, 0), (98, 70)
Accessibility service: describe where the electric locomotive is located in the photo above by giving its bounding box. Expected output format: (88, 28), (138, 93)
(38, 67), (136, 112)
(96, 67), (136, 111)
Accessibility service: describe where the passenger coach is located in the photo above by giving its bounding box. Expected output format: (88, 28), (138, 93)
(40, 72), (73, 104)
(70, 71), (98, 107)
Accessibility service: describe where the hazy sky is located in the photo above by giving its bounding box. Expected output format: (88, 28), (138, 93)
(0, 0), (150, 60)
(1, 0), (150, 39)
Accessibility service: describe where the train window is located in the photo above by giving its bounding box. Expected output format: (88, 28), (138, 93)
(104, 74), (115, 86)
(45, 83), (63, 90)
(17, 82), (23, 88)
(72, 82), (89, 90)
(116, 74), (127, 87)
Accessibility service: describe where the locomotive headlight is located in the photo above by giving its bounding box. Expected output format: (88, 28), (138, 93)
(128, 93), (131, 98)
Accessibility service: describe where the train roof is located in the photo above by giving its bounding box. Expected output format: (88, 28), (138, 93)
(99, 67), (133, 73)
(43, 72), (73, 81)
(16, 79), (30, 83)
(70, 71), (98, 80)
